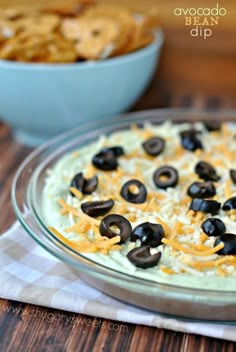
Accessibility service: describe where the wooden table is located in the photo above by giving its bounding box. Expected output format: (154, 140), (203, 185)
(0, 5), (236, 349)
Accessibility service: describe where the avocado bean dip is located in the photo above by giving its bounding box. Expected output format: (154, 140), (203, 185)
(42, 120), (236, 290)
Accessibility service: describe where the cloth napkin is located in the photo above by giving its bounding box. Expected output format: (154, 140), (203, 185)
(0, 222), (236, 342)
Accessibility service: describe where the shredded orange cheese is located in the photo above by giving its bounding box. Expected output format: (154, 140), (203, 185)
(70, 187), (83, 200)
(217, 267), (227, 277)
(179, 196), (191, 206)
(191, 256), (236, 272)
(155, 217), (171, 237)
(200, 233), (208, 243)
(170, 221), (184, 240)
(162, 238), (224, 256)
(212, 159), (225, 168)
(134, 165), (145, 183)
(146, 197), (159, 212)
(91, 224), (102, 239)
(225, 178), (232, 199)
(148, 191), (166, 201)
(185, 227), (195, 235)
(194, 149), (203, 157)
(49, 227), (121, 253)
(131, 123), (153, 138)
(64, 221), (91, 234)
(58, 198), (100, 225)
(127, 214), (137, 222)
(122, 149), (141, 160)
(112, 167), (124, 182)
(49, 226), (97, 253)
(58, 198), (81, 217)
(72, 151), (80, 158)
(174, 146), (185, 158)
(215, 144), (234, 161)
(114, 203), (127, 214)
(160, 266), (176, 275)
(187, 210), (195, 217)
(84, 164), (97, 178)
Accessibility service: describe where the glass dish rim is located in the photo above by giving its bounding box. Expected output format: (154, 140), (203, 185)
(11, 107), (236, 300)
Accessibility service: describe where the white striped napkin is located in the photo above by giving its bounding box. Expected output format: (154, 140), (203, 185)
(0, 222), (235, 341)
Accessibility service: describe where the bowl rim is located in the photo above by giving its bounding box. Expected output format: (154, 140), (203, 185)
(11, 108), (236, 303)
(0, 29), (163, 71)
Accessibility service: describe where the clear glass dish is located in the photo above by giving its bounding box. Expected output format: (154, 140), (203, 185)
(11, 108), (236, 321)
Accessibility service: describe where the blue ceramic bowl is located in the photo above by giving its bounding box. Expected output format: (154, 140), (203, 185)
(0, 30), (163, 146)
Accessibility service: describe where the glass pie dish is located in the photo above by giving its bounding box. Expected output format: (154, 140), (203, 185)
(11, 108), (236, 321)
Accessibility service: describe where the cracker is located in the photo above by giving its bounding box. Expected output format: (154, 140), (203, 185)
(0, 33), (47, 61)
(62, 17), (119, 59)
(43, 0), (95, 17)
(83, 4), (135, 55)
(0, 7), (23, 20)
(119, 13), (156, 55)
(0, 19), (17, 41)
(0, 2), (159, 63)
(45, 34), (77, 63)
(16, 14), (60, 36)
(0, 33), (77, 63)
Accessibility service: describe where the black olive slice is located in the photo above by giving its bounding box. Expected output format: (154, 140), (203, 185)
(201, 218), (226, 237)
(130, 222), (164, 247)
(120, 179), (147, 204)
(127, 246), (162, 269)
(204, 121), (221, 132)
(70, 172), (98, 195)
(180, 129), (203, 151)
(153, 166), (178, 189)
(81, 199), (114, 217)
(83, 176), (98, 194)
(195, 161), (220, 182)
(214, 233), (236, 255)
(189, 198), (221, 215)
(109, 146), (125, 157)
(142, 136), (165, 156)
(230, 169), (236, 184)
(222, 196), (236, 211)
(92, 149), (118, 171)
(100, 146), (125, 157)
(99, 214), (132, 243)
(92, 146), (124, 171)
(187, 181), (216, 198)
